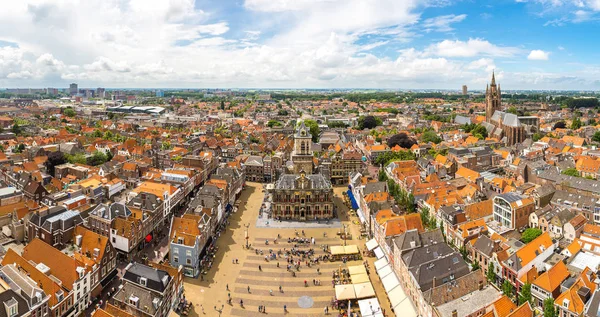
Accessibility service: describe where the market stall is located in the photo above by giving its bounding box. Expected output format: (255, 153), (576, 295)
(373, 246), (385, 259)
(353, 282), (376, 299)
(377, 264), (393, 279)
(358, 298), (384, 317)
(365, 239), (378, 251)
(351, 273), (370, 284)
(335, 284), (356, 300)
(374, 257), (388, 270)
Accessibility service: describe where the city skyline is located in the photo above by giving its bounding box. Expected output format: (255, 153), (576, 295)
(1, 0), (600, 90)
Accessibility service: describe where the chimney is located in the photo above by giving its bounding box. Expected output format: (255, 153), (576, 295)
(432, 276), (437, 289)
(452, 310), (457, 317)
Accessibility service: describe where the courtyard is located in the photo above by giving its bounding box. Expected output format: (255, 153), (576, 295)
(180, 182), (392, 317)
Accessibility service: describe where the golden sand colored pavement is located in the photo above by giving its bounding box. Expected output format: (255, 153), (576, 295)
(177, 183), (394, 317)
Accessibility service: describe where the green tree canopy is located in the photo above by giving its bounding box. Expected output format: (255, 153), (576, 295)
(267, 120), (283, 128)
(561, 168), (579, 177)
(303, 120), (320, 143)
(519, 282), (532, 305)
(543, 298), (557, 317)
(358, 115), (382, 130)
(63, 107), (76, 117)
(521, 228), (542, 243)
(421, 130), (442, 144)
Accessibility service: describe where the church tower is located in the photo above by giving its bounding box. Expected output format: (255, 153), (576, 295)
(485, 71), (501, 123)
(291, 121), (314, 174)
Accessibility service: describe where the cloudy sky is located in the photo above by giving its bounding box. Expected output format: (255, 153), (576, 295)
(1, 0), (600, 90)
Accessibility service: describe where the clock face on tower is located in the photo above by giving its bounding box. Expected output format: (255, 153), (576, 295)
(301, 130), (306, 136)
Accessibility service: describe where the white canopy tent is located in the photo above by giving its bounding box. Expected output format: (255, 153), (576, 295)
(374, 257), (388, 270)
(377, 264), (393, 279)
(353, 282), (376, 299)
(335, 284), (356, 300)
(393, 297), (418, 317)
(382, 272), (400, 292)
(373, 246), (385, 259)
(388, 285), (409, 308)
(348, 265), (368, 276)
(358, 298), (384, 317)
(366, 239), (378, 251)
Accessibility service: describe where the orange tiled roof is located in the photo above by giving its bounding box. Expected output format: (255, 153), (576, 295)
(514, 232), (553, 267)
(455, 167), (480, 182)
(492, 295), (517, 317)
(22, 238), (85, 291)
(533, 261), (569, 293)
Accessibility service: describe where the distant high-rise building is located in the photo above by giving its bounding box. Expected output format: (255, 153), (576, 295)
(462, 85), (468, 95)
(156, 90), (164, 97)
(96, 88), (105, 99)
(46, 88), (59, 95)
(69, 83), (78, 95)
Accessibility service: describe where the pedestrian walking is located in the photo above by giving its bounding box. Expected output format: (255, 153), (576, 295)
(279, 285), (283, 293)
(277, 262), (280, 268)
(247, 286), (251, 293)
(263, 306), (266, 313)
(270, 289), (273, 296)
(226, 284), (229, 291)
(284, 304), (287, 312)
(258, 305), (262, 312)
(259, 265), (262, 271)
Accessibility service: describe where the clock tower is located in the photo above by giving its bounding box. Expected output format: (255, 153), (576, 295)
(291, 121), (314, 174)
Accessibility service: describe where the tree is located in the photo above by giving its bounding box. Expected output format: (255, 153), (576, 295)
(387, 133), (417, 149)
(45, 151), (66, 177)
(12, 122), (22, 135)
(471, 259), (480, 272)
(303, 120), (320, 143)
(553, 121), (566, 130)
(593, 131), (600, 143)
(571, 117), (582, 130)
(521, 228), (542, 243)
(486, 262), (496, 284)
(66, 153), (87, 164)
(220, 101), (225, 110)
(161, 141), (172, 150)
(502, 280), (514, 299)
(561, 168), (579, 177)
(519, 282), (532, 305)
(378, 169), (387, 181)
(88, 151), (108, 166)
(103, 131), (113, 140)
(421, 130), (442, 144)
(267, 120), (283, 128)
(106, 150), (113, 162)
(92, 129), (103, 138)
(358, 116), (381, 130)
(63, 107), (76, 117)
(277, 109), (289, 116)
(13, 144), (25, 153)
(543, 298), (557, 317)
(532, 132), (544, 142)
(507, 106), (518, 114)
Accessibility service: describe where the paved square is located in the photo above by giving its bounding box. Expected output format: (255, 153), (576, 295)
(178, 183), (392, 317)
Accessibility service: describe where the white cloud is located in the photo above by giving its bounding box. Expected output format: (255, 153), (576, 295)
(0, 0), (595, 89)
(527, 49), (550, 60)
(422, 14), (467, 32)
(425, 38), (521, 57)
(558, 45), (565, 50)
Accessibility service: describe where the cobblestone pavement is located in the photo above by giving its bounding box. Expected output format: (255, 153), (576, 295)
(179, 183), (392, 317)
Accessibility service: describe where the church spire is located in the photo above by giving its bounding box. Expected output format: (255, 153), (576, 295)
(491, 70), (496, 86)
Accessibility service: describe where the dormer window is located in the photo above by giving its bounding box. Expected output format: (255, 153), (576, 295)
(4, 298), (18, 317)
(140, 277), (147, 287)
(129, 295), (139, 307)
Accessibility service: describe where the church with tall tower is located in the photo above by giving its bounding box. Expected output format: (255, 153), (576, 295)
(485, 71), (501, 123)
(291, 121), (314, 174)
(481, 72), (539, 146)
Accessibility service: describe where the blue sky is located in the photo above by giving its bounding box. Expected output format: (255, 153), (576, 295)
(0, 0), (599, 90)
